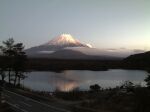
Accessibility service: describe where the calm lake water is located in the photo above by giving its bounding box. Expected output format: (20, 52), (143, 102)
(21, 69), (148, 92)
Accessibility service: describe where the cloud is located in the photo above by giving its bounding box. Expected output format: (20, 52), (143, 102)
(133, 49), (146, 53)
(86, 44), (92, 48)
(38, 51), (54, 54)
(119, 47), (127, 50)
(106, 48), (117, 51)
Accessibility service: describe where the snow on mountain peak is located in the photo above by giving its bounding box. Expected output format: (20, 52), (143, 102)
(47, 34), (78, 45)
(45, 34), (92, 48)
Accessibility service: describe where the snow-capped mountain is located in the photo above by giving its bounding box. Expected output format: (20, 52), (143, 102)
(25, 34), (92, 56)
(45, 34), (90, 47)
(25, 34), (123, 60)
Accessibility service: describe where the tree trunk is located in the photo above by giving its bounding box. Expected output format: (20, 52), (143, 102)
(18, 73), (21, 86)
(2, 75), (4, 82)
(8, 68), (11, 84)
(14, 71), (18, 86)
(1, 74), (5, 86)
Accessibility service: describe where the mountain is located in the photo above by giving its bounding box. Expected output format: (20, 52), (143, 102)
(25, 34), (91, 55)
(25, 34), (121, 60)
(122, 51), (150, 69)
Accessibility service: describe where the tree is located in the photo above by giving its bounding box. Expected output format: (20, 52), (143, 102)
(0, 38), (27, 86)
(120, 81), (134, 92)
(90, 84), (101, 92)
(0, 67), (6, 84)
(1, 38), (15, 56)
(0, 38), (15, 84)
(121, 81), (134, 88)
(144, 75), (150, 89)
(0, 57), (7, 84)
(13, 43), (27, 86)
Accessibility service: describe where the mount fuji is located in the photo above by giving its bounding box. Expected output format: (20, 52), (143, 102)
(25, 34), (91, 54)
(25, 34), (122, 60)
(45, 34), (92, 48)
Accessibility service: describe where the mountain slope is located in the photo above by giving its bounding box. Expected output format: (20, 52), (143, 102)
(122, 51), (150, 69)
(27, 49), (120, 60)
(48, 49), (120, 60)
(27, 49), (86, 58)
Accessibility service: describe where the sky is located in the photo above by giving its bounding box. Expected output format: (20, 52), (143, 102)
(0, 0), (150, 51)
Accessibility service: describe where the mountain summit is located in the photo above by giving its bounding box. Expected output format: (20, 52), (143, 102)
(44, 34), (92, 48)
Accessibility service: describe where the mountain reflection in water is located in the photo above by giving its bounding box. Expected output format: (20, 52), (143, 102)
(50, 71), (79, 91)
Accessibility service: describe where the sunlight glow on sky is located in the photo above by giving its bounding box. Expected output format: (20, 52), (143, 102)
(0, 0), (150, 51)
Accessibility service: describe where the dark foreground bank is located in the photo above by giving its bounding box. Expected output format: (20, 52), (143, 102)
(1, 80), (150, 112)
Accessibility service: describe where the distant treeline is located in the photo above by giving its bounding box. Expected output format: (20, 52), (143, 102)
(0, 56), (122, 71)
(1, 51), (150, 71)
(25, 58), (122, 71)
(22, 51), (150, 71)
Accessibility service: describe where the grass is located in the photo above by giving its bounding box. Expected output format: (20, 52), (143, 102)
(53, 86), (150, 112)
(72, 87), (150, 112)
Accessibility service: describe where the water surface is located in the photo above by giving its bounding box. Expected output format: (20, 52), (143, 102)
(21, 69), (148, 92)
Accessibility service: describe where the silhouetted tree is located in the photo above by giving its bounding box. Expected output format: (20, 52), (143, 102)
(144, 75), (150, 89)
(90, 84), (101, 92)
(0, 38), (15, 84)
(120, 81), (134, 92)
(0, 67), (6, 84)
(0, 38), (27, 86)
(13, 43), (27, 86)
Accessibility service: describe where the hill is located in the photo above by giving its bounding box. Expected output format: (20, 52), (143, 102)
(122, 51), (150, 70)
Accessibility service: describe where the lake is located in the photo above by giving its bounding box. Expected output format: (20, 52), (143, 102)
(21, 69), (148, 92)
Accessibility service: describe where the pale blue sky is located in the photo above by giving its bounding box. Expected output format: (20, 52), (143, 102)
(0, 0), (150, 50)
